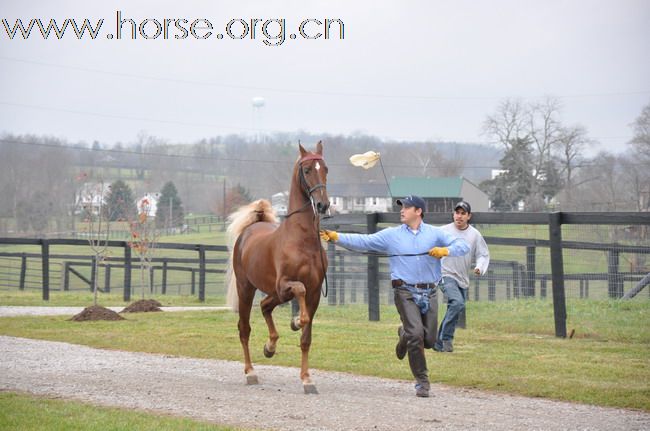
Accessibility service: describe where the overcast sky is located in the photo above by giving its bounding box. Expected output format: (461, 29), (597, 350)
(1, 0), (648, 154)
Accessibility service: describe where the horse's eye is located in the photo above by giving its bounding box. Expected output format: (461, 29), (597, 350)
(303, 168), (311, 174)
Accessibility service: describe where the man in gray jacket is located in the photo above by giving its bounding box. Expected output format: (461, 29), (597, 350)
(435, 201), (490, 353)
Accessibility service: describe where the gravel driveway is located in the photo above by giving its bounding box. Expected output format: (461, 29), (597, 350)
(1, 335), (648, 431)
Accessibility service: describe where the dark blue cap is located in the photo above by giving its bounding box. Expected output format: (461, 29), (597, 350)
(454, 201), (471, 213)
(396, 195), (425, 209)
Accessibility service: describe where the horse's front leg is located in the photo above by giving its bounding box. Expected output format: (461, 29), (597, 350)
(300, 321), (318, 394)
(279, 279), (310, 330)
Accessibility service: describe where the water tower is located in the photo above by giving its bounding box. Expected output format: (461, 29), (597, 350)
(251, 97), (265, 143)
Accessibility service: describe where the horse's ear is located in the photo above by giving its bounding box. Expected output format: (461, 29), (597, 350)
(316, 140), (323, 155)
(299, 143), (307, 157)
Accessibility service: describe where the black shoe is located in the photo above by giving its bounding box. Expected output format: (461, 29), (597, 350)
(395, 326), (407, 360)
(415, 383), (430, 398)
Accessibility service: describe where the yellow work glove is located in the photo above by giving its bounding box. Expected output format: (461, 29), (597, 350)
(320, 230), (339, 242)
(428, 247), (449, 259)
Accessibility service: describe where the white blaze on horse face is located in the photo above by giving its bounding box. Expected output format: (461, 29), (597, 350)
(315, 162), (321, 171)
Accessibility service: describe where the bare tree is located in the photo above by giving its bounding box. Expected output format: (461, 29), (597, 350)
(528, 98), (563, 180)
(483, 99), (528, 151)
(630, 101), (650, 159)
(128, 197), (159, 300)
(555, 125), (593, 203)
(84, 179), (112, 306)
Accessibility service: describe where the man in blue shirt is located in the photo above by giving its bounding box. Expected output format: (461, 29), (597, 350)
(321, 195), (469, 397)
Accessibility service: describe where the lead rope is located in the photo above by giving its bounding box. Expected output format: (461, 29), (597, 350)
(311, 196), (329, 298)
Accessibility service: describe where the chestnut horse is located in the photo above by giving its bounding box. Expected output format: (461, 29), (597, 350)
(226, 142), (330, 394)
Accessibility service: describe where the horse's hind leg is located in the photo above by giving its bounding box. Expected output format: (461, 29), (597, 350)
(237, 281), (258, 384)
(260, 295), (281, 358)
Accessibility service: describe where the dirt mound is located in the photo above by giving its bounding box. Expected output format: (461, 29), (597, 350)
(120, 299), (163, 313)
(70, 305), (125, 322)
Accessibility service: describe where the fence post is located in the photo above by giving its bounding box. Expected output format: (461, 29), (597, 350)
(339, 252), (346, 305)
(149, 267), (154, 293)
(548, 212), (567, 338)
(41, 239), (49, 301)
(123, 244), (131, 302)
(367, 213), (380, 321)
(487, 269), (495, 301)
(63, 262), (70, 291)
(19, 253), (27, 291)
(512, 262), (519, 298)
(526, 246), (536, 297)
(90, 256), (96, 293)
(191, 270), (196, 295)
(198, 245), (206, 302)
(104, 264), (111, 293)
(607, 250), (622, 298)
(162, 260), (168, 295)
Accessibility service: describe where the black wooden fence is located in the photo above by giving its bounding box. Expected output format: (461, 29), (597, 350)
(1, 211), (649, 338)
(0, 238), (228, 302)
(320, 211), (650, 338)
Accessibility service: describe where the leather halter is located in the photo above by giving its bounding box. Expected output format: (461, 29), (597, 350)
(285, 153), (328, 218)
(298, 154), (327, 197)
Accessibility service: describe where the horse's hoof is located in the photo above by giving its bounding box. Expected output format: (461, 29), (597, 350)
(246, 373), (259, 385)
(290, 316), (300, 331)
(303, 383), (318, 394)
(263, 344), (275, 358)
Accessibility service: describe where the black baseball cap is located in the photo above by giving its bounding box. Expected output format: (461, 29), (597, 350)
(454, 201), (471, 213)
(396, 195), (426, 209)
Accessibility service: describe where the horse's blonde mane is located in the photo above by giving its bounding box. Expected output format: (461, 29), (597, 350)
(225, 199), (278, 311)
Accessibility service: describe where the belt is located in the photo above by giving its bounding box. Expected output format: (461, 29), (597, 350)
(392, 279), (436, 289)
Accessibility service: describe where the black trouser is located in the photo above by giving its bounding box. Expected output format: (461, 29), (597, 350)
(393, 286), (438, 389)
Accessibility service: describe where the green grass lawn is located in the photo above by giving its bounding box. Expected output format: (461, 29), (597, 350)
(0, 290), (227, 306)
(0, 299), (648, 411)
(0, 392), (244, 431)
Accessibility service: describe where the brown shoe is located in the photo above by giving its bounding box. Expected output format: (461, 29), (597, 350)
(395, 326), (407, 360)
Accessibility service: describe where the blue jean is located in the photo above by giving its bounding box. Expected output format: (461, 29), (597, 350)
(436, 277), (467, 346)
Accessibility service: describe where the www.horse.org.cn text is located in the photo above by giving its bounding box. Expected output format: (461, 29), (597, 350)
(1, 11), (346, 46)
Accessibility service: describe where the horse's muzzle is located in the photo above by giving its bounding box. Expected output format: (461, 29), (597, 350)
(316, 201), (330, 214)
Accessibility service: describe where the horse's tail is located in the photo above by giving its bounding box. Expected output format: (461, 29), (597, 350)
(225, 199), (278, 311)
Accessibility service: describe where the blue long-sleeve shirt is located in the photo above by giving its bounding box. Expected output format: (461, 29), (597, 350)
(336, 223), (470, 285)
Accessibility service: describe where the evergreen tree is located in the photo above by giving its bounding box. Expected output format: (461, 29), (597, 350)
(156, 181), (184, 228)
(104, 180), (136, 221)
(481, 138), (535, 211)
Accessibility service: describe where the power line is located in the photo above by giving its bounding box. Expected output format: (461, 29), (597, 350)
(0, 101), (257, 133)
(1, 137), (646, 169)
(0, 100), (636, 145)
(0, 137), (500, 168)
(2, 55), (649, 101)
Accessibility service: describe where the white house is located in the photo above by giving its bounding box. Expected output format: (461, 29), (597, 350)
(271, 191), (289, 216)
(137, 192), (160, 216)
(75, 182), (111, 216)
(327, 183), (392, 214)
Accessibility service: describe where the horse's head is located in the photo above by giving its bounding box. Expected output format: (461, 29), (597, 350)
(297, 141), (330, 215)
